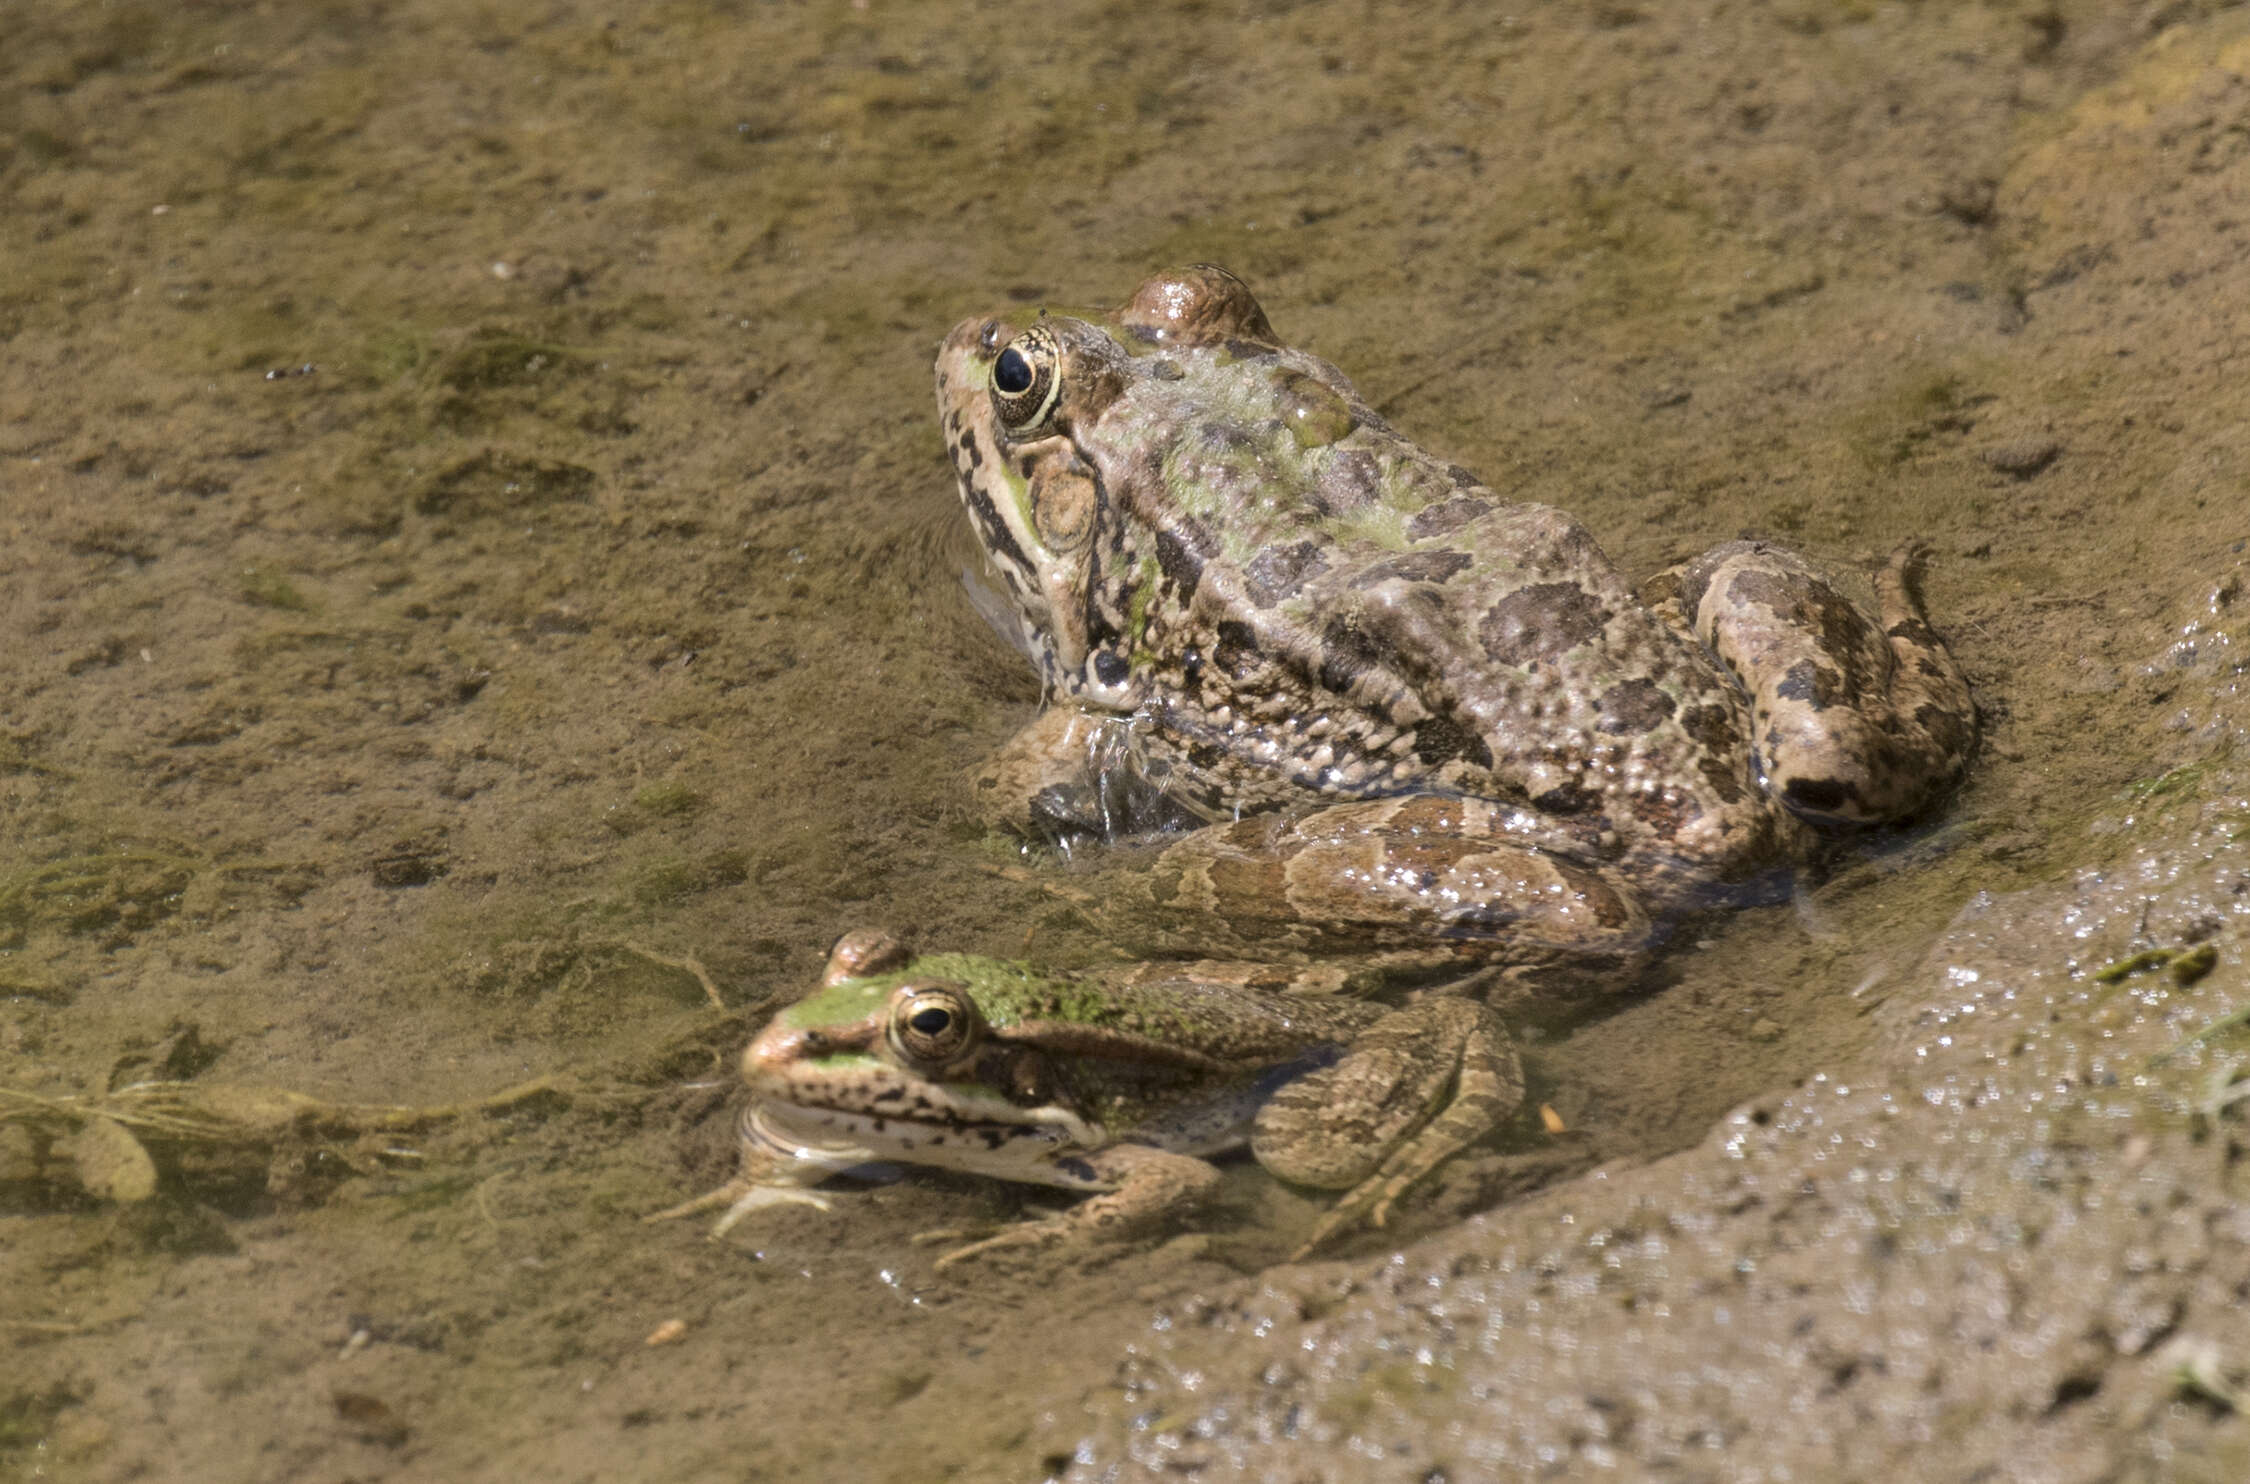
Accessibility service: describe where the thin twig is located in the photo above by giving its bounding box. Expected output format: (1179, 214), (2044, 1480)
(608, 939), (729, 1012)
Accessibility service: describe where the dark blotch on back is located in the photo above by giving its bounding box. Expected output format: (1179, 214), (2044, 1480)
(1679, 703), (1735, 751)
(1245, 540), (1331, 607)
(1411, 716), (1494, 770)
(1351, 549), (1475, 587)
(1407, 496), (1492, 540)
(1478, 583), (1609, 667)
(1596, 677), (1676, 734)
(1310, 450), (1382, 514)
(1197, 421), (1260, 456)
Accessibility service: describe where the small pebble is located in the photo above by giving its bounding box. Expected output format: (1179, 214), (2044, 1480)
(1981, 438), (2061, 477)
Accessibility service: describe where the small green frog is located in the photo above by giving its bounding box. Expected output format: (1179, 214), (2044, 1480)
(660, 930), (1518, 1267)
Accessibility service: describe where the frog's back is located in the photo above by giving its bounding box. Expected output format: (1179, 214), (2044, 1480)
(1100, 370), (1755, 838)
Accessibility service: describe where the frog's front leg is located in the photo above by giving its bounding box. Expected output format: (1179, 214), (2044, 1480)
(969, 706), (1203, 842)
(645, 1106), (840, 1235)
(1672, 541), (1975, 827)
(1252, 996), (1524, 1259)
(916, 1142), (1223, 1270)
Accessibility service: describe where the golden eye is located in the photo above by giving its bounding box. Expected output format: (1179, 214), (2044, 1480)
(989, 327), (1062, 435)
(887, 981), (983, 1066)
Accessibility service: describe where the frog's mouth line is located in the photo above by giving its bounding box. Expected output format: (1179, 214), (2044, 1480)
(747, 1099), (1108, 1189)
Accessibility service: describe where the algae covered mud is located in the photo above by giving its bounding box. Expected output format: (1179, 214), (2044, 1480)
(6, 3), (2250, 1480)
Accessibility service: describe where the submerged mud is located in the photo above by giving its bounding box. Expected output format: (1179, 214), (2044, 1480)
(4, 2), (2250, 1480)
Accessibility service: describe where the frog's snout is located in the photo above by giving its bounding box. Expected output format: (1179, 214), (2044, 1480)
(740, 1020), (877, 1094)
(740, 1024), (806, 1090)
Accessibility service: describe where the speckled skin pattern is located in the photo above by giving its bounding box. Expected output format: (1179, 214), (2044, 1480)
(731, 931), (1522, 1263)
(937, 266), (1976, 981)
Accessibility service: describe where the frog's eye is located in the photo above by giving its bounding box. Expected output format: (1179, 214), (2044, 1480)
(990, 327), (1062, 435)
(888, 981), (984, 1066)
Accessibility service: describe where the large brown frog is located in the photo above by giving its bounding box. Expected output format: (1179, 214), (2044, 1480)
(937, 265), (1975, 993)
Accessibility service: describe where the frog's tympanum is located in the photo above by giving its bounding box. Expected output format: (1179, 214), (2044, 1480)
(677, 266), (1975, 1264)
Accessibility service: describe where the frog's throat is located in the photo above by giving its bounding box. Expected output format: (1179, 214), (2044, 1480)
(746, 1099), (1109, 1188)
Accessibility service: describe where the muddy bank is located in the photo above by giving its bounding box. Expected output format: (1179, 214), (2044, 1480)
(4, 2), (2249, 1480)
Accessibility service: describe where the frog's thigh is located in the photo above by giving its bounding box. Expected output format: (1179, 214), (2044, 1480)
(1133, 798), (1650, 962)
(1251, 997), (1523, 1193)
(1677, 540), (1975, 825)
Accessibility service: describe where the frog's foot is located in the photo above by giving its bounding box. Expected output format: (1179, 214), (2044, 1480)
(1254, 997), (1525, 1261)
(1286, 1124), (1475, 1261)
(914, 1213), (1073, 1271)
(646, 1178), (835, 1236)
(1673, 539), (1976, 827)
(921, 1143), (1224, 1271)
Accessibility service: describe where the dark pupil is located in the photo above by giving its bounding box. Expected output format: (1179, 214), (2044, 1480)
(993, 347), (1033, 395)
(909, 1006), (953, 1036)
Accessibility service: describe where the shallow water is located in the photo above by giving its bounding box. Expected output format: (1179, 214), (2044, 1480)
(5, 3), (2250, 1479)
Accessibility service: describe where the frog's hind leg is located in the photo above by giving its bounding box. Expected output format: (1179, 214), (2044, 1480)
(1251, 996), (1524, 1258)
(1674, 540), (1975, 828)
(1102, 794), (1655, 976)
